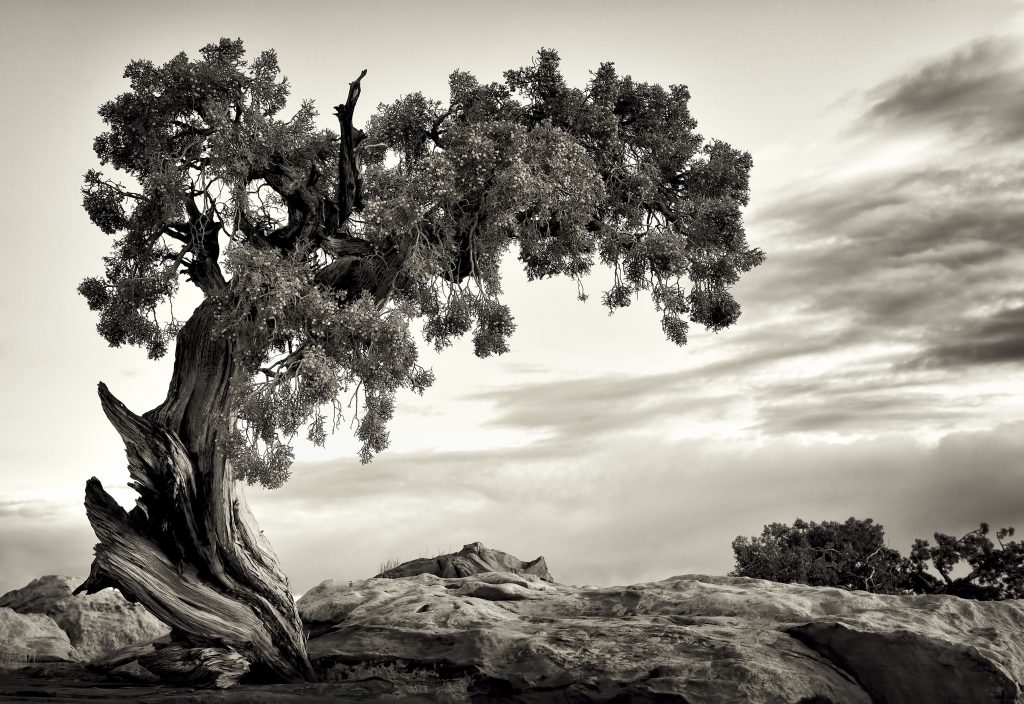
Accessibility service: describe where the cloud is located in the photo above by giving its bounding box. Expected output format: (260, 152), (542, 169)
(6, 419), (1019, 596)
(463, 371), (740, 444)
(0, 499), (71, 521)
(861, 36), (1024, 145)
(243, 421), (1024, 592)
(752, 375), (965, 435)
(907, 304), (1024, 369)
(734, 34), (1024, 425)
(460, 359), (977, 441)
(757, 164), (1024, 316)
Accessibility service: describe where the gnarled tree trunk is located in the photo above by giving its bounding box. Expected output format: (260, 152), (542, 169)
(77, 300), (314, 686)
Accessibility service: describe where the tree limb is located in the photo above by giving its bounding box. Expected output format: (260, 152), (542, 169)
(182, 197), (226, 292)
(334, 69), (368, 226)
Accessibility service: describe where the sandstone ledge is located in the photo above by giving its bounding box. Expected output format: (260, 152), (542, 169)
(298, 572), (1024, 703)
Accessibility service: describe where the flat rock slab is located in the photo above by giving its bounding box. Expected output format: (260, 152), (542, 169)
(300, 572), (1024, 703)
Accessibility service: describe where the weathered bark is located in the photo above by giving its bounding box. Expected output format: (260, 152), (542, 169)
(77, 300), (314, 686)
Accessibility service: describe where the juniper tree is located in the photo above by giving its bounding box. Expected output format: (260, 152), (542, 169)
(731, 518), (910, 593)
(78, 39), (763, 685)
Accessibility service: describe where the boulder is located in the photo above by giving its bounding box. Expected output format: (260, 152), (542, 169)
(0, 575), (169, 662)
(376, 542), (553, 582)
(299, 571), (1024, 703)
(0, 607), (78, 669)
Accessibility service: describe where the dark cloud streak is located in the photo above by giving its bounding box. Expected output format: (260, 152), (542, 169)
(907, 305), (1024, 368)
(748, 35), (1024, 384)
(862, 36), (1024, 145)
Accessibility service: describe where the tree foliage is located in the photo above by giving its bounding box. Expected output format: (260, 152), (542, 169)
(80, 39), (764, 487)
(732, 518), (1024, 600)
(731, 518), (908, 593)
(908, 523), (1024, 600)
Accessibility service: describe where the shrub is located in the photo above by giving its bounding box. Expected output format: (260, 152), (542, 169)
(731, 517), (908, 593)
(732, 518), (1023, 600)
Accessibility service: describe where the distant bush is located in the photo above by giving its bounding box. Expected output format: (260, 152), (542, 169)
(732, 518), (1023, 600)
(731, 518), (908, 593)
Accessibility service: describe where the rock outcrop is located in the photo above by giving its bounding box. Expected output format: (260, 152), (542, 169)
(376, 542), (553, 582)
(0, 607), (78, 668)
(0, 576), (169, 662)
(4, 555), (1024, 702)
(299, 571), (1024, 703)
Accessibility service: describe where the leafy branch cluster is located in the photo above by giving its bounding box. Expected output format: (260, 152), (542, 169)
(214, 244), (430, 485)
(363, 49), (764, 352)
(908, 523), (1023, 600)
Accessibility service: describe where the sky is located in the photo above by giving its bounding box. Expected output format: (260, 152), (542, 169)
(1, 0), (1023, 594)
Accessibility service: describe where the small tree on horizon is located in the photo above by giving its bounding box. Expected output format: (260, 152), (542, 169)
(731, 518), (909, 593)
(77, 39), (763, 685)
(732, 518), (1024, 600)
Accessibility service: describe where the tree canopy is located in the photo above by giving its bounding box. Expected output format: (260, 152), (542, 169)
(80, 39), (764, 487)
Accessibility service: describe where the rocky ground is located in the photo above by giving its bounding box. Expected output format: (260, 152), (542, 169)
(2, 543), (1022, 703)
